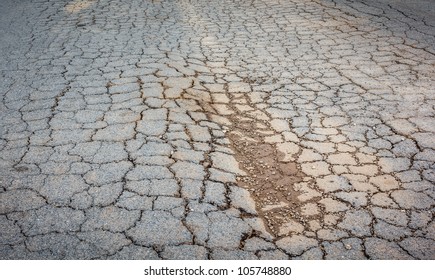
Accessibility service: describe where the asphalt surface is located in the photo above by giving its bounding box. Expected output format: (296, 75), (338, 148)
(0, 0), (434, 259)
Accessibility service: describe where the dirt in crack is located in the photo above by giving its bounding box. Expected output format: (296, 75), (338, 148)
(227, 116), (308, 237)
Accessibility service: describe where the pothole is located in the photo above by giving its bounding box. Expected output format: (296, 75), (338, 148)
(227, 116), (308, 237)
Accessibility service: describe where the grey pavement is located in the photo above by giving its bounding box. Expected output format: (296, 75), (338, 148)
(0, 0), (434, 259)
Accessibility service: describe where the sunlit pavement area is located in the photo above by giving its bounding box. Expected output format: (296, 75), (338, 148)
(0, 0), (434, 259)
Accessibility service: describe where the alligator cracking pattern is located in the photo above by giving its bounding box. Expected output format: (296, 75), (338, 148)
(0, 0), (434, 259)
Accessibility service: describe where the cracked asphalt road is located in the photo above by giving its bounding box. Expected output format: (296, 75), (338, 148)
(0, 0), (434, 260)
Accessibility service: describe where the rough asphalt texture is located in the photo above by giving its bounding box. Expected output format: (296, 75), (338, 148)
(0, 0), (434, 260)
